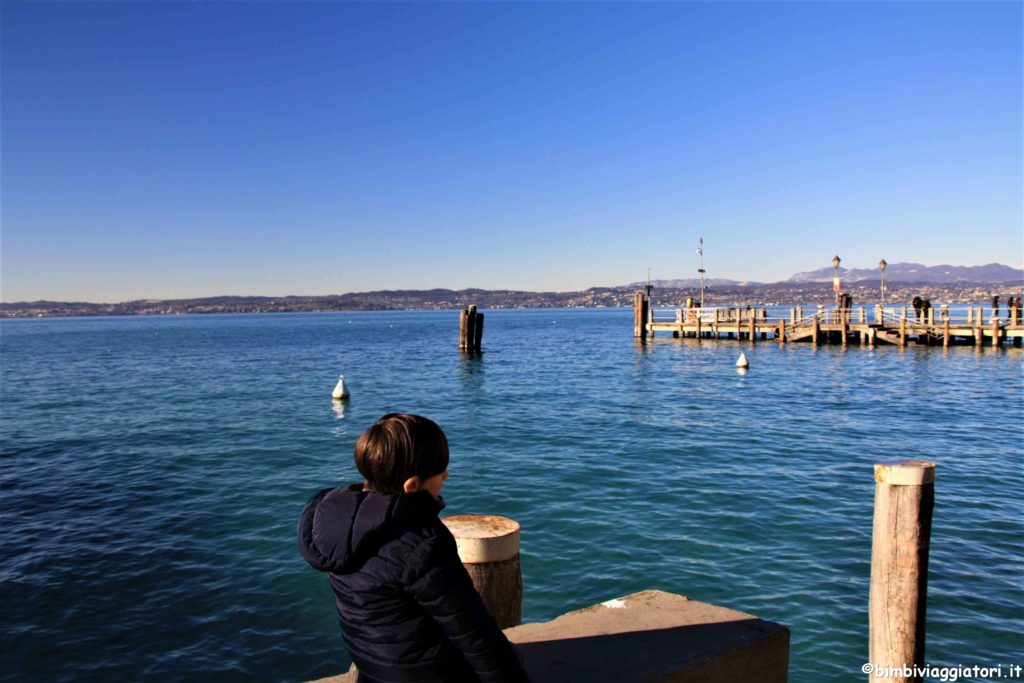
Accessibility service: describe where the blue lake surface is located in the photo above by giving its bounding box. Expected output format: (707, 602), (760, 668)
(1, 309), (1021, 681)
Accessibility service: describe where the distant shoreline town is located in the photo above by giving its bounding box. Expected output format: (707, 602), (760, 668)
(3, 262), (1022, 319)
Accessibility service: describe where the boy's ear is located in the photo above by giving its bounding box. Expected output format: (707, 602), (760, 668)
(402, 476), (421, 494)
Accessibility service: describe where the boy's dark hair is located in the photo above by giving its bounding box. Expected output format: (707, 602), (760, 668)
(354, 413), (449, 495)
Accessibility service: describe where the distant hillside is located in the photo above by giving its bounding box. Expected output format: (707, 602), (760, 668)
(625, 278), (761, 289)
(788, 262), (1023, 284)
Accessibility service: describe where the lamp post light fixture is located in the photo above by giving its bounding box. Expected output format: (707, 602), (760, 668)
(832, 255), (842, 314)
(879, 259), (887, 306)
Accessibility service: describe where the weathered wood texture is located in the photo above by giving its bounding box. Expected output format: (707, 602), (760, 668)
(869, 460), (936, 683)
(442, 514), (523, 630)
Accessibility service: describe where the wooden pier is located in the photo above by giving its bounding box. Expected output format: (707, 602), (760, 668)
(633, 297), (1024, 347)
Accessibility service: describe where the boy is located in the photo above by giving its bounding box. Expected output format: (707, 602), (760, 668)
(298, 413), (528, 683)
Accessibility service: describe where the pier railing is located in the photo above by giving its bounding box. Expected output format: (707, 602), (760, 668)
(652, 305), (1020, 328)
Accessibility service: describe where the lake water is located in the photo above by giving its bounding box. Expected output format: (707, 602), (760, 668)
(1, 309), (1021, 681)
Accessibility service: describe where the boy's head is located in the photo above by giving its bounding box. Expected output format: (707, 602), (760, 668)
(354, 413), (449, 496)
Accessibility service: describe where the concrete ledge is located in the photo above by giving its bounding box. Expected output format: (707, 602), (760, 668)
(506, 590), (788, 682)
(311, 590), (789, 682)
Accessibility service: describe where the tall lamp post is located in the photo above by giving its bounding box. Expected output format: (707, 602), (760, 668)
(879, 259), (887, 305)
(832, 255), (842, 318)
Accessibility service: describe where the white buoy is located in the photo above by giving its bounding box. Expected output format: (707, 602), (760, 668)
(332, 375), (350, 400)
(736, 352), (749, 369)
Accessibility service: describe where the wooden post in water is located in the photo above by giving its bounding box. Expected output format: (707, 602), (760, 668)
(900, 313), (907, 347)
(696, 314), (702, 341)
(467, 305), (477, 350)
(778, 319), (786, 343)
(473, 313), (485, 352)
(749, 315), (756, 344)
(812, 315), (820, 345)
(459, 309), (469, 350)
(442, 515), (522, 629)
(633, 294), (639, 337)
(967, 307), (974, 325)
(992, 318), (1000, 347)
(869, 460), (936, 683)
(943, 317), (950, 348)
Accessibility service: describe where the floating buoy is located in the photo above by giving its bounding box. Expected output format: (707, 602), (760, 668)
(332, 375), (350, 400)
(736, 352), (749, 369)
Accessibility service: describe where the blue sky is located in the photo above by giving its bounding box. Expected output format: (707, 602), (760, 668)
(2, 2), (1021, 302)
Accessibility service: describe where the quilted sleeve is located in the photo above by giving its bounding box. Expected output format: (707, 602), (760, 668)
(403, 528), (529, 683)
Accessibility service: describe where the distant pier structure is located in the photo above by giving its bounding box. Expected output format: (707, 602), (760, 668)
(632, 294), (1023, 347)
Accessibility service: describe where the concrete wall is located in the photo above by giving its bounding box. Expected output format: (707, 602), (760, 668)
(311, 589), (789, 682)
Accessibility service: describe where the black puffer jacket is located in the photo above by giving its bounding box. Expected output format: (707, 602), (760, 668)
(297, 484), (527, 683)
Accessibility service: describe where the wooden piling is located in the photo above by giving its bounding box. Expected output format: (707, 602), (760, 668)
(442, 515), (522, 629)
(459, 309), (469, 350)
(943, 318), (950, 348)
(467, 305), (477, 349)
(869, 460), (936, 683)
(899, 315), (907, 347)
(778, 319), (786, 343)
(633, 294), (644, 338)
(749, 316), (756, 344)
(812, 315), (819, 345)
(992, 318), (1000, 347)
(474, 313), (485, 352)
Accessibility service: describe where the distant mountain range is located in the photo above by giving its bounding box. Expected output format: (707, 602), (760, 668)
(786, 262), (1022, 284)
(2, 263), (1021, 317)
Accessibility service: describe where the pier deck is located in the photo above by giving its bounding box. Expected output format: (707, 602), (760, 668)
(637, 301), (1023, 347)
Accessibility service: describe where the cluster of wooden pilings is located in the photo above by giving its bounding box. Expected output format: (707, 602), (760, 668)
(458, 304), (484, 352)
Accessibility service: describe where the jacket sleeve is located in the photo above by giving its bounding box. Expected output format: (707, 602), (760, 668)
(403, 527), (529, 683)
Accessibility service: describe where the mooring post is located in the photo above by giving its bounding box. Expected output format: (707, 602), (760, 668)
(869, 460), (936, 683)
(992, 318), (1000, 347)
(630, 294), (638, 339)
(900, 313), (907, 347)
(749, 315), (756, 343)
(943, 317), (950, 348)
(467, 305), (477, 350)
(778, 318), (786, 343)
(474, 312), (485, 352)
(812, 315), (819, 345)
(459, 309), (469, 350)
(647, 297), (654, 339)
(442, 515), (522, 629)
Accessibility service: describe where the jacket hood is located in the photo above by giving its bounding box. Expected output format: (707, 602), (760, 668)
(297, 484), (445, 574)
